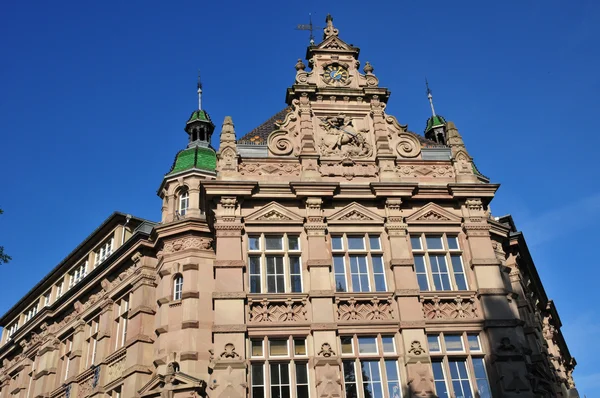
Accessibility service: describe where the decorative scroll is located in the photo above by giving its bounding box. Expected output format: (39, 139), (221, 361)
(248, 298), (307, 323)
(421, 295), (478, 320)
(267, 130), (295, 156)
(107, 353), (126, 383)
(335, 297), (394, 321)
(396, 133), (421, 158)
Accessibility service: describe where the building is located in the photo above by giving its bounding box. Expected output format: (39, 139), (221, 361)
(0, 15), (578, 398)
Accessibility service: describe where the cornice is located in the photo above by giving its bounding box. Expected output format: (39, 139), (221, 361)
(290, 182), (339, 197)
(201, 180), (257, 196)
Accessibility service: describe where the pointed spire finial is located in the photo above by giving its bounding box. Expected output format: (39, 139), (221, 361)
(323, 14), (339, 38)
(197, 70), (203, 110)
(426, 78), (436, 117)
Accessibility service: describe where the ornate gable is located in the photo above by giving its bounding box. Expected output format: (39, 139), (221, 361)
(138, 371), (207, 397)
(328, 202), (384, 224)
(405, 203), (462, 224)
(245, 202), (304, 224)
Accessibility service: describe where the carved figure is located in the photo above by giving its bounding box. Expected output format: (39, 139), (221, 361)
(319, 115), (371, 157)
(318, 342), (336, 357)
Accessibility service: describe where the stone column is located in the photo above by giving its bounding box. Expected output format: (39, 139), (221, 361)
(32, 336), (60, 398)
(463, 198), (533, 397)
(187, 179), (202, 218)
(297, 94), (320, 181)
(210, 196), (247, 398)
(371, 95), (397, 182)
(385, 198), (435, 397)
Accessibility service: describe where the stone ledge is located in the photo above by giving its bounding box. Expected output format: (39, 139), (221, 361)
(182, 291), (200, 299)
(122, 364), (153, 379)
(478, 288), (508, 296)
(182, 321), (199, 329)
(399, 320), (427, 329)
(158, 268), (171, 277)
(129, 305), (156, 318)
(33, 368), (56, 380)
(155, 325), (169, 335)
(306, 259), (332, 268)
(214, 260), (246, 268)
(157, 297), (170, 305)
(69, 350), (82, 359)
(212, 324), (247, 333)
(125, 334), (155, 348)
(213, 291), (246, 299)
(310, 323), (338, 331)
(390, 258), (413, 267)
(309, 290), (335, 298)
(180, 351), (198, 361)
(394, 289), (420, 297)
(484, 319), (525, 328)
(182, 263), (199, 271)
(470, 258), (501, 267)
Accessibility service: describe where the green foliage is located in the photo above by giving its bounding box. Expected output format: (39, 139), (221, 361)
(0, 208), (11, 264)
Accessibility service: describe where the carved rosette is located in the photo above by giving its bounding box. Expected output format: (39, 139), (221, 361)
(248, 298), (308, 323)
(335, 297), (394, 322)
(421, 295), (478, 320)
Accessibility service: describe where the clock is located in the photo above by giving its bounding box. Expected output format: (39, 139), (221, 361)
(322, 63), (349, 85)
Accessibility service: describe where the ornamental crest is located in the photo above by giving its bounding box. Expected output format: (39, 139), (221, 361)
(317, 114), (372, 158)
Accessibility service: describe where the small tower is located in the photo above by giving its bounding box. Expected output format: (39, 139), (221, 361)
(424, 80), (447, 145)
(158, 76), (217, 223)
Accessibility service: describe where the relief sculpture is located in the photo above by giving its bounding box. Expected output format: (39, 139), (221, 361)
(318, 114), (372, 158)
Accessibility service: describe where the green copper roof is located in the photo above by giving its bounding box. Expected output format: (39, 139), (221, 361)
(425, 115), (447, 133)
(168, 145), (217, 175)
(187, 109), (212, 124)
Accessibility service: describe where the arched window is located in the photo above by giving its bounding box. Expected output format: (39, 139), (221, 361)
(173, 275), (183, 300)
(178, 189), (189, 217)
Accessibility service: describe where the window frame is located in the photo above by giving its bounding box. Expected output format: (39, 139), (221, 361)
(331, 233), (386, 293)
(173, 274), (183, 301)
(114, 294), (130, 351)
(178, 189), (190, 217)
(247, 233), (303, 294)
(410, 233), (468, 292)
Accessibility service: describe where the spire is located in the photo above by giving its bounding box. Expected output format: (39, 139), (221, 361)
(197, 70), (203, 111)
(323, 14), (339, 39)
(426, 78), (436, 117)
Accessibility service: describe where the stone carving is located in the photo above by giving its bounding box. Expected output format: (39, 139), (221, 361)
(248, 298), (307, 323)
(107, 353), (126, 382)
(315, 363), (342, 398)
(336, 297), (394, 321)
(407, 361), (435, 397)
(80, 290), (106, 313)
(396, 133), (421, 158)
(102, 263), (137, 292)
(318, 115), (371, 158)
(319, 158), (378, 180)
(162, 237), (213, 254)
(219, 343), (240, 359)
(338, 210), (371, 221)
(396, 165), (454, 178)
(408, 340), (425, 356)
(267, 130), (296, 156)
(421, 296), (478, 320)
(256, 210), (292, 221)
(318, 342), (336, 357)
(239, 162), (301, 177)
(416, 210), (450, 221)
(78, 375), (94, 398)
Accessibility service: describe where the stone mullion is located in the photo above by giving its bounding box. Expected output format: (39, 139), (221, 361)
(386, 198), (435, 397)
(463, 198), (534, 397)
(210, 196), (247, 398)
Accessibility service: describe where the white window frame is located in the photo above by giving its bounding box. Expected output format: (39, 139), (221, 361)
(178, 190), (189, 216)
(96, 237), (114, 266)
(173, 275), (183, 300)
(331, 233), (386, 293)
(410, 233), (468, 291)
(114, 294), (130, 350)
(247, 234), (302, 294)
(69, 261), (88, 288)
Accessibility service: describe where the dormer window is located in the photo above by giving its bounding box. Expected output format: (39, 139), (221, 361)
(6, 322), (19, 341)
(95, 237), (114, 266)
(24, 304), (38, 323)
(69, 262), (88, 288)
(178, 189), (189, 217)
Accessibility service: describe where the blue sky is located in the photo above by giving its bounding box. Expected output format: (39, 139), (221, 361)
(1, 0), (599, 393)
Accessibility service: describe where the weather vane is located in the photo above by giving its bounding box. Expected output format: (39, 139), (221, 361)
(296, 13), (322, 45)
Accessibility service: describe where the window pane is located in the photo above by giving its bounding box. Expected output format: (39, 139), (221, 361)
(270, 340), (288, 356)
(358, 337), (377, 354)
(294, 338), (306, 355)
(334, 256), (347, 292)
(447, 236), (459, 250)
(444, 335), (464, 351)
(410, 236), (422, 250)
(343, 360), (358, 398)
(414, 254), (429, 290)
(288, 236), (300, 251)
(385, 360), (401, 398)
(427, 335), (441, 352)
(249, 236), (261, 251)
(296, 362), (308, 383)
(382, 336), (395, 353)
(341, 336), (353, 354)
(472, 358), (492, 398)
(467, 335), (481, 351)
(332, 236), (343, 251)
(431, 255), (451, 291)
(451, 255), (468, 290)
(347, 236), (365, 250)
(289, 257), (302, 293)
(426, 236), (443, 250)
(251, 340), (263, 357)
(251, 363), (264, 384)
(372, 256), (386, 292)
(265, 235), (283, 250)
(432, 361), (449, 398)
(369, 235), (381, 250)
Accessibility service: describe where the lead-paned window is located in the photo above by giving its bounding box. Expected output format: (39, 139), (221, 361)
(427, 332), (491, 398)
(341, 335), (402, 398)
(250, 336), (309, 398)
(410, 234), (467, 291)
(332, 234), (386, 293)
(248, 234), (302, 293)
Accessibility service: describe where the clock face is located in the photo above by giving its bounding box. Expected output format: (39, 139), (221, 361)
(322, 64), (349, 85)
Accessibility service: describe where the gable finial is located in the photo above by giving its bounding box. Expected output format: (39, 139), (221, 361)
(323, 14), (339, 38)
(197, 70), (203, 110)
(426, 78), (436, 117)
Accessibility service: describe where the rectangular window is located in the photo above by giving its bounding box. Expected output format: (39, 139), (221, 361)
(249, 336), (309, 398)
(43, 291), (51, 307)
(6, 322), (19, 341)
(61, 336), (73, 381)
(95, 236), (114, 266)
(428, 332), (491, 398)
(69, 262), (88, 288)
(247, 234), (302, 293)
(24, 304), (38, 323)
(85, 316), (100, 367)
(340, 335), (402, 398)
(114, 295), (130, 350)
(331, 234), (386, 293)
(56, 281), (64, 298)
(410, 233), (468, 291)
